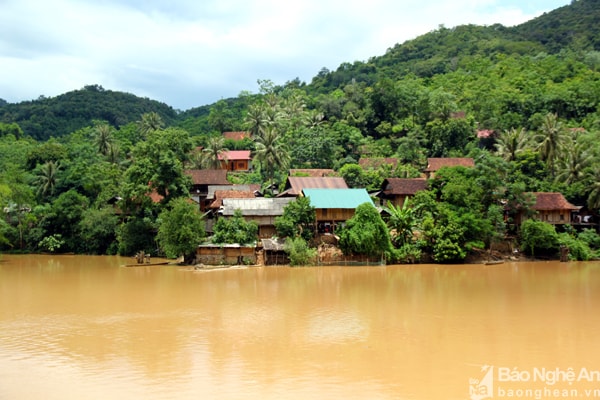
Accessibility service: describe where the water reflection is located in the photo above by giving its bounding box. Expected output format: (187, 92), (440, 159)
(1, 255), (600, 399)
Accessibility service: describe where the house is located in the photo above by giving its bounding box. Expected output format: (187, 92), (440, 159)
(218, 197), (295, 238)
(424, 157), (474, 178)
(377, 178), (428, 208)
(515, 192), (581, 225)
(185, 169), (230, 211)
(289, 169), (336, 177)
(277, 176), (348, 197)
(301, 188), (374, 234)
(219, 150), (252, 171)
(358, 158), (399, 170)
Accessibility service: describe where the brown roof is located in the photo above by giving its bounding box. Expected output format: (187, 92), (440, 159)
(530, 192), (581, 211)
(289, 169), (336, 177)
(278, 177), (348, 197)
(209, 190), (256, 208)
(218, 150), (252, 161)
(185, 169), (229, 185)
(222, 131), (250, 141)
(424, 158), (474, 172)
(381, 178), (428, 196)
(359, 158), (399, 169)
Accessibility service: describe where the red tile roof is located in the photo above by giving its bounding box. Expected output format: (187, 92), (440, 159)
(222, 131), (250, 141)
(529, 192), (581, 211)
(185, 169), (229, 185)
(218, 150), (252, 161)
(381, 178), (428, 195)
(424, 158), (474, 172)
(278, 177), (348, 197)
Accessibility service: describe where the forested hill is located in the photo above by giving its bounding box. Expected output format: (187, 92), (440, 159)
(310, 0), (600, 94)
(1, 0), (598, 140)
(0, 85), (177, 141)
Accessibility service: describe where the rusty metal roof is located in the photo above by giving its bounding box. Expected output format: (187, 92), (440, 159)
(279, 177), (348, 197)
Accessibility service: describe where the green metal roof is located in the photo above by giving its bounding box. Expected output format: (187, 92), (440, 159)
(302, 188), (374, 209)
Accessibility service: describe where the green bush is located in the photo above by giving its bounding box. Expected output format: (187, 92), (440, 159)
(558, 233), (592, 261)
(284, 236), (317, 266)
(519, 219), (559, 257)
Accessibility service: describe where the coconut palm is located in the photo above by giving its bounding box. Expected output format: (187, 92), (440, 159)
(137, 112), (164, 138)
(243, 103), (267, 137)
(34, 160), (60, 198)
(94, 123), (114, 156)
(253, 125), (290, 194)
(533, 113), (567, 176)
(586, 166), (600, 211)
(494, 127), (531, 162)
(201, 136), (227, 170)
(555, 133), (593, 185)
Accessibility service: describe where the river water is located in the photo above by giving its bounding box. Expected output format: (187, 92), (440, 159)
(1, 254), (600, 399)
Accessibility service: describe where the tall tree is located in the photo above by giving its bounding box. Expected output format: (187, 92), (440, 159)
(34, 160), (60, 199)
(494, 127), (531, 162)
(533, 113), (567, 177)
(201, 136), (227, 169)
(253, 125), (290, 193)
(93, 122), (114, 156)
(137, 112), (165, 138)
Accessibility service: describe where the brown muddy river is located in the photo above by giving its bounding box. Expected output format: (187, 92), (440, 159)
(1, 254), (600, 399)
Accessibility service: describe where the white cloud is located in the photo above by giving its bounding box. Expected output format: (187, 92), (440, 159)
(0, 0), (571, 110)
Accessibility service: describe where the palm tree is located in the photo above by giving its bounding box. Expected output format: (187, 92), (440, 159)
(94, 123), (114, 156)
(137, 112), (164, 138)
(533, 113), (567, 177)
(201, 136), (227, 169)
(386, 200), (418, 247)
(253, 125), (290, 194)
(34, 160), (60, 198)
(243, 103), (267, 137)
(586, 166), (600, 211)
(555, 133), (593, 185)
(494, 127), (531, 162)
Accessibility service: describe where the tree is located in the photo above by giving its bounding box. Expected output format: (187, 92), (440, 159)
(79, 207), (119, 254)
(519, 219), (559, 257)
(494, 127), (531, 162)
(33, 160), (60, 199)
(275, 196), (316, 241)
(253, 125), (290, 193)
(201, 136), (227, 169)
(533, 113), (567, 177)
(93, 122), (114, 156)
(122, 127), (192, 206)
(137, 112), (164, 138)
(156, 198), (205, 260)
(212, 209), (258, 245)
(338, 202), (396, 262)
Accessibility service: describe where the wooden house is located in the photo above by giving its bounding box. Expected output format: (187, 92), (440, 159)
(196, 243), (256, 265)
(514, 192), (581, 225)
(301, 188), (374, 234)
(185, 169), (230, 211)
(424, 157), (474, 178)
(218, 197), (295, 238)
(219, 150), (252, 171)
(277, 176), (348, 197)
(377, 178), (428, 208)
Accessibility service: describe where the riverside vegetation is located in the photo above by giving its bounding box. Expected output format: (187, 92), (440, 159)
(1, 0), (600, 264)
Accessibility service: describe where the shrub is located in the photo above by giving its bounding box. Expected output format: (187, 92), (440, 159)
(519, 219), (559, 257)
(285, 236), (317, 266)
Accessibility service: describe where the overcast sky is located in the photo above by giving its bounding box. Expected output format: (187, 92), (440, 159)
(0, 0), (570, 111)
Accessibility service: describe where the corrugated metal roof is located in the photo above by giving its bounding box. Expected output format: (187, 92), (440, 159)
(302, 188), (374, 209)
(221, 197), (294, 216)
(279, 177), (348, 197)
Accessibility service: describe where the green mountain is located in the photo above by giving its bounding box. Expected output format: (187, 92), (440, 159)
(0, 84), (177, 141)
(1, 0), (598, 140)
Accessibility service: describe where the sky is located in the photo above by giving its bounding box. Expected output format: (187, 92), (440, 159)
(0, 0), (571, 111)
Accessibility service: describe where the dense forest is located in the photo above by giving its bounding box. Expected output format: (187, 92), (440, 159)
(1, 0), (600, 263)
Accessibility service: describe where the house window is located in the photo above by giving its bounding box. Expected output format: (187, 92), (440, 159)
(560, 214), (564, 221)
(322, 209), (328, 217)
